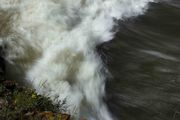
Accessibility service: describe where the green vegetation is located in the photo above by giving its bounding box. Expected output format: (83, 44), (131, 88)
(0, 80), (70, 120)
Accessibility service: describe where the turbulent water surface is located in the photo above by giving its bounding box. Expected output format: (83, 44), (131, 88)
(102, 1), (180, 120)
(0, 0), (180, 120)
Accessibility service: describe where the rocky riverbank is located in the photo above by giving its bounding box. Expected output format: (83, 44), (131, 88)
(0, 49), (70, 120)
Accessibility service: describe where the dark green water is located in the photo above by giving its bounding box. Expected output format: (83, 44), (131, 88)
(100, 1), (180, 120)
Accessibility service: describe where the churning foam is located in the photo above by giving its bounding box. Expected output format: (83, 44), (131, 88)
(0, 0), (154, 119)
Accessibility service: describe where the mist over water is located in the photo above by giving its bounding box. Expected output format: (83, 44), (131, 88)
(1, 0), (173, 120)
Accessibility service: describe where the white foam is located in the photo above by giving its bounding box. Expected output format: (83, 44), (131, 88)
(0, 0), (154, 119)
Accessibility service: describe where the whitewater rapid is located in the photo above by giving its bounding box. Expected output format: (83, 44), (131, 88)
(0, 0), (154, 119)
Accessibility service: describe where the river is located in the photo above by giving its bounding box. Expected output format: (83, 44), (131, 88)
(102, 1), (180, 120)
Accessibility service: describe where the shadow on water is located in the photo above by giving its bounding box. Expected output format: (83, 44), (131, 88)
(98, 1), (180, 120)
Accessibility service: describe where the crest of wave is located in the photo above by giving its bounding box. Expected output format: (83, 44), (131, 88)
(0, 0), (154, 119)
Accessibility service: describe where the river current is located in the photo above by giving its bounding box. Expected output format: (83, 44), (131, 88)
(0, 0), (180, 120)
(103, 1), (180, 120)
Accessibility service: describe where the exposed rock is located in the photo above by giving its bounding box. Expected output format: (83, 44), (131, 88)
(3, 80), (17, 90)
(0, 45), (5, 82)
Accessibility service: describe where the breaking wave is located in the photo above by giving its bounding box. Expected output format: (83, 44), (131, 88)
(0, 0), (154, 119)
